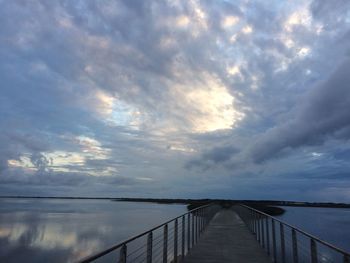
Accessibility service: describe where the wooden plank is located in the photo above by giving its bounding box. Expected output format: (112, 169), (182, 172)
(183, 209), (271, 263)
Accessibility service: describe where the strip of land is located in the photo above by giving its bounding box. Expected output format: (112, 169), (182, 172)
(1, 196), (350, 212)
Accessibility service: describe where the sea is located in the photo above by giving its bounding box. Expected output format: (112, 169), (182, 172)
(0, 198), (349, 263)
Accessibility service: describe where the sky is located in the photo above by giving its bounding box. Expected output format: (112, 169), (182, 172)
(0, 0), (350, 201)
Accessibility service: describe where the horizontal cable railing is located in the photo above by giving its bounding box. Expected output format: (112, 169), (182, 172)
(77, 204), (220, 263)
(234, 204), (350, 263)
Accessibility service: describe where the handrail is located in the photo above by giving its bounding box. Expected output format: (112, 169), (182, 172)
(239, 204), (350, 256)
(77, 203), (216, 263)
(235, 204), (350, 263)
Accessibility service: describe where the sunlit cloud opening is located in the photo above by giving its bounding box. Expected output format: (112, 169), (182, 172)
(7, 135), (113, 175)
(7, 157), (34, 170)
(176, 15), (190, 27)
(283, 38), (295, 49)
(75, 136), (110, 160)
(311, 152), (323, 158)
(184, 78), (244, 133)
(167, 144), (196, 153)
(187, 1), (208, 37)
(47, 151), (85, 167)
(95, 90), (142, 130)
(108, 100), (142, 129)
(297, 47), (311, 57)
(284, 8), (311, 32)
(229, 34), (238, 43)
(95, 90), (115, 116)
(221, 16), (239, 28)
(227, 65), (244, 80)
(7, 152), (84, 173)
(242, 25), (253, 34)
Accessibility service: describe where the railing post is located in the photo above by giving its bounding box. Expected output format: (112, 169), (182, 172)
(163, 224), (168, 263)
(174, 219), (178, 263)
(182, 216), (185, 259)
(203, 208), (206, 227)
(247, 208), (250, 230)
(310, 238), (318, 263)
(147, 232), (153, 263)
(195, 211), (198, 242)
(252, 210), (258, 237)
(119, 244), (127, 263)
(198, 209), (201, 234)
(292, 229), (299, 263)
(255, 211), (258, 236)
(203, 208), (205, 230)
(74, 205), (221, 263)
(203, 208), (206, 230)
(207, 206), (209, 224)
(197, 211), (199, 237)
(197, 210), (200, 237)
(247, 209), (250, 231)
(257, 212), (261, 242)
(250, 210), (254, 232)
(200, 208), (204, 233)
(272, 219), (277, 262)
(280, 223), (286, 263)
(207, 206), (211, 224)
(266, 217), (270, 255)
(261, 214), (265, 248)
(192, 213), (195, 247)
(187, 213), (191, 251)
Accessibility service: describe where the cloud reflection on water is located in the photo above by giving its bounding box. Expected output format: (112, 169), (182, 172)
(0, 199), (187, 263)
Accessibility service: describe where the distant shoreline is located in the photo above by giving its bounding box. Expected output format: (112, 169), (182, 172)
(1, 196), (350, 209)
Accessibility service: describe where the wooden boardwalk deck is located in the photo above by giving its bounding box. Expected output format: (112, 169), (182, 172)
(183, 209), (271, 263)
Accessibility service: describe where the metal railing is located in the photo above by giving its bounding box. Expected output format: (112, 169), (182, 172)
(234, 204), (350, 263)
(77, 204), (220, 263)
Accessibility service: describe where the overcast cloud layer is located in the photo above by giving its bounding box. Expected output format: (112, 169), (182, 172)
(1, 0), (350, 201)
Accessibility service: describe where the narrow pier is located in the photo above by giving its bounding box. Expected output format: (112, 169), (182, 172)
(79, 204), (350, 263)
(183, 209), (271, 263)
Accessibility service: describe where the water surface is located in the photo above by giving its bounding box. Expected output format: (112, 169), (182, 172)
(0, 198), (187, 263)
(276, 206), (350, 252)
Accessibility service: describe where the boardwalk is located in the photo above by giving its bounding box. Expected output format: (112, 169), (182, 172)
(183, 209), (271, 263)
(79, 204), (350, 263)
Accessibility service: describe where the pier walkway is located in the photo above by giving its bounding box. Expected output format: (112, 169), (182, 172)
(78, 204), (350, 263)
(183, 209), (271, 263)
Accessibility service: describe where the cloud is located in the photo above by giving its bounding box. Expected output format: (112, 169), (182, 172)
(30, 153), (53, 174)
(186, 145), (239, 170)
(0, 168), (137, 188)
(250, 58), (350, 163)
(190, 57), (350, 171)
(1, 0), (350, 200)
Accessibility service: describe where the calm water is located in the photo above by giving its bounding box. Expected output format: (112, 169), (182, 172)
(1, 200), (349, 263)
(276, 206), (350, 252)
(0, 198), (187, 263)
